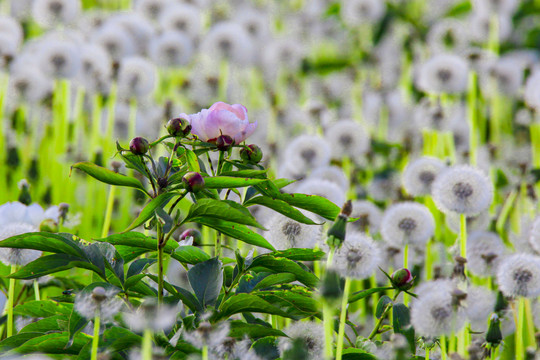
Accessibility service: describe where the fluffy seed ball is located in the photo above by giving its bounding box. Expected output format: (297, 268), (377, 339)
(349, 200), (382, 234)
(402, 157), (446, 197)
(497, 253), (540, 298)
(278, 321), (325, 360)
(432, 165), (493, 216)
(467, 231), (506, 277)
(331, 232), (381, 279)
(416, 54), (469, 94)
(265, 213), (321, 250)
(324, 120), (370, 161)
(283, 135), (331, 174)
(380, 202), (435, 246)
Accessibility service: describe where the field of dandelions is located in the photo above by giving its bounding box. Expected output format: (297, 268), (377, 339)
(1, 0), (540, 359)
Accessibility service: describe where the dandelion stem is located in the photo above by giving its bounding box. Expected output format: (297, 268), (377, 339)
(91, 314), (101, 360)
(33, 280), (40, 301)
(142, 328), (153, 360)
(440, 336), (447, 360)
(468, 71), (478, 166)
(323, 302), (334, 360)
(202, 345), (209, 360)
(459, 214), (467, 259)
(6, 266), (15, 337)
(516, 297), (525, 360)
(525, 299), (536, 350)
(336, 277), (352, 360)
(101, 185), (116, 238)
(425, 347), (430, 360)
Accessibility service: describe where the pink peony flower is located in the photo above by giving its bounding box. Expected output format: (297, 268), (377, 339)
(184, 102), (257, 144)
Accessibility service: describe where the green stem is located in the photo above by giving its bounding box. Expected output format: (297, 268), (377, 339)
(460, 214), (467, 259)
(403, 244), (409, 305)
(6, 266), (15, 337)
(425, 347), (430, 360)
(101, 185), (116, 238)
(468, 72), (478, 166)
(202, 345), (209, 360)
(441, 336), (447, 360)
(323, 302), (334, 360)
(33, 280), (40, 301)
(157, 225), (164, 304)
(91, 314), (101, 360)
(516, 298), (525, 360)
(142, 328), (153, 360)
(336, 277), (352, 360)
(525, 299), (536, 350)
(368, 291), (400, 340)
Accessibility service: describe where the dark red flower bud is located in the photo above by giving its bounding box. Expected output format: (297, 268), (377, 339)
(129, 137), (149, 155)
(167, 117), (191, 137)
(391, 268), (414, 290)
(182, 172), (205, 192)
(240, 144), (263, 164)
(216, 135), (234, 151)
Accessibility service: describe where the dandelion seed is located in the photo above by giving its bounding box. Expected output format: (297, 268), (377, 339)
(465, 286), (496, 331)
(341, 0), (385, 25)
(265, 212), (321, 250)
(309, 166), (349, 192)
(349, 200), (382, 234)
(92, 24), (136, 61)
(332, 232), (381, 279)
(445, 211), (491, 234)
(32, 0), (81, 28)
(149, 31), (194, 67)
(184, 319), (230, 349)
(466, 231), (505, 277)
(324, 120), (370, 160)
(74, 287), (122, 321)
(524, 71), (540, 111)
(38, 38), (81, 79)
(416, 54), (469, 94)
(283, 135), (331, 174)
(497, 253), (540, 298)
(381, 202), (435, 247)
(159, 3), (202, 39)
(201, 22), (255, 66)
(367, 170), (401, 202)
(472, 0), (519, 15)
(135, 0), (172, 21)
(117, 57), (157, 99)
(427, 19), (468, 54)
(297, 179), (346, 208)
(402, 157), (446, 197)
(124, 298), (178, 332)
(0, 15), (23, 47)
(278, 321), (325, 360)
(8, 67), (52, 104)
(432, 165), (493, 216)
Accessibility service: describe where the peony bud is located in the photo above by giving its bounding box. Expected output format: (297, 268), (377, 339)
(216, 134), (234, 151)
(129, 137), (149, 155)
(240, 144), (263, 164)
(320, 269), (342, 303)
(391, 268), (414, 290)
(167, 117), (191, 137)
(39, 219), (59, 233)
(182, 172), (205, 192)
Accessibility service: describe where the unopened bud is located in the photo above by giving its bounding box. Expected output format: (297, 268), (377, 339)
(18, 179), (31, 205)
(182, 172), (205, 192)
(39, 219), (59, 233)
(320, 269), (342, 302)
(240, 144), (263, 164)
(486, 313), (503, 346)
(167, 117), (191, 137)
(179, 228), (202, 244)
(391, 268), (414, 290)
(129, 137), (149, 155)
(216, 134), (234, 151)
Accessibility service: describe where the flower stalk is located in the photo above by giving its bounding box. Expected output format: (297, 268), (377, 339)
(335, 277), (352, 360)
(91, 314), (101, 360)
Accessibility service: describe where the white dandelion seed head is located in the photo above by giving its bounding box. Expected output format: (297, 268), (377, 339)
(184, 320), (230, 349)
(411, 289), (466, 337)
(332, 232), (381, 279)
(460, 46), (497, 73)
(78, 43), (112, 94)
(297, 179), (346, 208)
(309, 166), (349, 192)
(0, 15), (23, 47)
(468, 12), (512, 43)
(7, 66), (52, 104)
(159, 3), (202, 39)
(74, 287), (122, 321)
(283, 135), (331, 174)
(349, 200), (382, 234)
(261, 38), (305, 79)
(472, 0), (519, 15)
(481, 56), (524, 97)
(380, 202), (435, 246)
(234, 7), (271, 44)
(528, 216), (540, 254)
(92, 23), (136, 61)
(124, 298), (178, 332)
(413, 98), (462, 131)
(465, 286), (496, 332)
(135, 0), (172, 21)
(117, 56), (157, 99)
(149, 31), (194, 68)
(402, 157), (446, 197)
(324, 120), (370, 160)
(106, 12), (155, 56)
(524, 71), (540, 111)
(414, 279), (457, 300)
(0, 201), (59, 228)
(497, 253), (540, 298)
(32, 0), (81, 28)
(212, 337), (258, 360)
(341, 0), (386, 25)
(265, 212), (321, 250)
(432, 165), (493, 216)
(37, 38), (81, 79)
(427, 18), (469, 54)
(416, 53), (469, 94)
(278, 321), (325, 360)
(367, 171), (401, 202)
(9, 0), (34, 20)
(0, 223), (41, 266)
(201, 22), (255, 66)
(445, 211), (491, 234)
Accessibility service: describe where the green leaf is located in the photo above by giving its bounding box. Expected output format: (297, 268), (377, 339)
(127, 258), (157, 278)
(228, 320), (286, 339)
(342, 349), (378, 360)
(256, 290), (319, 319)
(219, 170), (267, 178)
(9, 332), (89, 355)
(193, 217), (275, 251)
(204, 176), (267, 189)
(270, 248), (326, 261)
(187, 257), (223, 308)
(248, 255), (319, 288)
(173, 246), (211, 264)
(244, 196), (321, 225)
(348, 287), (393, 304)
(0, 232), (87, 259)
(183, 149), (200, 172)
(185, 198), (265, 229)
(9, 254), (105, 280)
(19, 315), (66, 333)
(172, 285), (203, 312)
(375, 295), (393, 319)
(124, 192), (179, 232)
(216, 293), (289, 320)
(0, 332), (43, 353)
(13, 301), (73, 318)
(277, 193), (341, 221)
(253, 273), (297, 290)
(393, 303), (415, 353)
(72, 161), (148, 195)
(251, 337), (280, 360)
(68, 309), (88, 348)
(101, 326), (142, 352)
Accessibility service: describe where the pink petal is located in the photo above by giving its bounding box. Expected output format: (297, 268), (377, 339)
(205, 110), (243, 140)
(208, 101), (230, 112)
(233, 120), (257, 143)
(230, 104), (248, 120)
